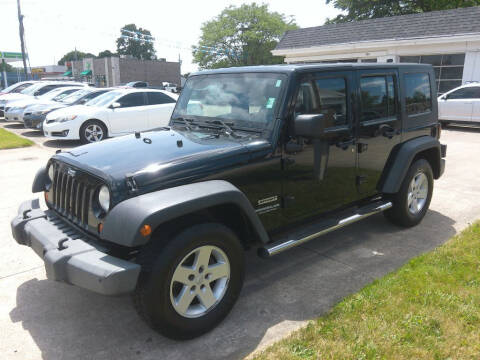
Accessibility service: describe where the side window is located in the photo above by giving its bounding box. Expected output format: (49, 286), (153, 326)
(447, 87), (480, 99)
(34, 85), (57, 96)
(360, 75), (397, 122)
(314, 77), (348, 126)
(147, 92), (176, 105)
(116, 93), (146, 108)
(404, 73), (432, 115)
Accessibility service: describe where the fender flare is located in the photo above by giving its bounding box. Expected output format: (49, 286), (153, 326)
(101, 180), (269, 247)
(380, 136), (441, 194)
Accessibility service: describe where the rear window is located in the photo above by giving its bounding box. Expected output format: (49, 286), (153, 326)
(404, 73), (432, 115)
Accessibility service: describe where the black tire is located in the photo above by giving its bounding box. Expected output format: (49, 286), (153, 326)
(384, 158), (433, 227)
(79, 120), (108, 144)
(133, 223), (245, 340)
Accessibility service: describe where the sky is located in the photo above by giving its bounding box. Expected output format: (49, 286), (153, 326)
(1, 0), (340, 74)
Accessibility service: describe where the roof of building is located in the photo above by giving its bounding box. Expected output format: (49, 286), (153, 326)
(276, 6), (480, 50)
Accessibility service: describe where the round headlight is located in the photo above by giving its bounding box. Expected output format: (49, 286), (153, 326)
(47, 165), (54, 181)
(98, 185), (110, 212)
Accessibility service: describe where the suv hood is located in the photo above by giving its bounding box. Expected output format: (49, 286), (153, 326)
(54, 128), (271, 199)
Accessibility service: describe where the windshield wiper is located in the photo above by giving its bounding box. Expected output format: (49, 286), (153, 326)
(171, 117), (195, 130)
(205, 119), (240, 138)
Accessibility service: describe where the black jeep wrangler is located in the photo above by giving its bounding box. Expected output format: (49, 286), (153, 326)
(12, 63), (446, 339)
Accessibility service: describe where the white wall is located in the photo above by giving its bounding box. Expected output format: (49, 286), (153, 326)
(463, 51), (480, 83)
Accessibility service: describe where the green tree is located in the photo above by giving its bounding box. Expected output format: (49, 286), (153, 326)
(0, 62), (14, 72)
(193, 3), (298, 69)
(116, 24), (156, 60)
(326, 0), (480, 23)
(58, 50), (96, 65)
(97, 49), (116, 58)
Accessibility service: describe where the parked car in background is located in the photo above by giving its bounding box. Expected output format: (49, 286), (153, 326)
(4, 86), (86, 123)
(124, 81), (149, 88)
(0, 81), (42, 117)
(438, 83), (480, 126)
(24, 88), (113, 131)
(43, 88), (178, 143)
(162, 82), (178, 92)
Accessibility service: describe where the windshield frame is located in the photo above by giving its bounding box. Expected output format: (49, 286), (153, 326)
(171, 72), (289, 134)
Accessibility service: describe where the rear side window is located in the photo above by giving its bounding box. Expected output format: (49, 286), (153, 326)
(404, 73), (432, 115)
(360, 75), (397, 122)
(314, 77), (348, 126)
(147, 92), (176, 105)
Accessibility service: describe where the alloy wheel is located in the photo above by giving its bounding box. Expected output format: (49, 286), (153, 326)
(170, 245), (230, 318)
(85, 124), (104, 142)
(407, 172), (428, 214)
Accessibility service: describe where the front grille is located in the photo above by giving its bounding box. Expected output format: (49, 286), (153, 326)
(48, 161), (102, 231)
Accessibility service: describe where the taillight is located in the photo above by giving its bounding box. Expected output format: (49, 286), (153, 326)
(431, 123), (441, 139)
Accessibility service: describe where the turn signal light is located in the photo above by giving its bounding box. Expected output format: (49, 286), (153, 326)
(44, 192), (48, 202)
(98, 223), (103, 233)
(140, 224), (152, 237)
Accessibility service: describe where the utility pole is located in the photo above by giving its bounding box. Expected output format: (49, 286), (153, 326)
(17, 0), (29, 79)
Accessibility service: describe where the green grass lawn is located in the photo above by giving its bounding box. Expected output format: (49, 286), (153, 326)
(254, 222), (480, 360)
(0, 128), (34, 149)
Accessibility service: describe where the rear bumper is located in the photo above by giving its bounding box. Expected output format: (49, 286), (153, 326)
(11, 199), (141, 295)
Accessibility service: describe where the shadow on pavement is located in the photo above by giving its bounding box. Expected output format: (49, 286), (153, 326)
(3, 123), (24, 129)
(443, 125), (480, 133)
(42, 139), (82, 149)
(10, 210), (455, 360)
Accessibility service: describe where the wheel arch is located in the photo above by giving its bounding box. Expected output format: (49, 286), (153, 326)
(379, 136), (442, 194)
(101, 180), (269, 249)
(79, 118), (109, 139)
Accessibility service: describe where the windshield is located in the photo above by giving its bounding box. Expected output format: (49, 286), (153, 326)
(2, 82), (31, 93)
(85, 90), (122, 107)
(60, 89), (92, 104)
(52, 89), (80, 101)
(21, 83), (46, 95)
(173, 73), (287, 130)
(40, 87), (68, 100)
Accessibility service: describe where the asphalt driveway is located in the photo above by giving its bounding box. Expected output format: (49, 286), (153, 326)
(1, 122), (479, 359)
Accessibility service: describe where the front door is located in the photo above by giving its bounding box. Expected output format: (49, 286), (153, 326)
(109, 92), (149, 134)
(356, 69), (401, 196)
(283, 71), (357, 225)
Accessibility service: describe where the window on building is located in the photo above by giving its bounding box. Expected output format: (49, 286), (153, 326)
(360, 75), (397, 122)
(447, 86), (480, 99)
(147, 92), (176, 105)
(116, 92), (146, 108)
(400, 53), (465, 94)
(404, 73), (432, 115)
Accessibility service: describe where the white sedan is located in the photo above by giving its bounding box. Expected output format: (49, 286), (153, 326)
(438, 83), (480, 125)
(43, 88), (178, 143)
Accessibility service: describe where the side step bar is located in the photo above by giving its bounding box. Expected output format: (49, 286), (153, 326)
(258, 201), (392, 258)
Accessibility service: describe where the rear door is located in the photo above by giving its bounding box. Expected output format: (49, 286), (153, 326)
(108, 92), (149, 134)
(356, 69), (401, 196)
(145, 92), (177, 128)
(439, 87), (475, 121)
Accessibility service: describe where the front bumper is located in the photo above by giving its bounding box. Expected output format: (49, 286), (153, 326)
(43, 120), (80, 140)
(24, 113), (46, 130)
(11, 199), (141, 295)
(4, 109), (25, 122)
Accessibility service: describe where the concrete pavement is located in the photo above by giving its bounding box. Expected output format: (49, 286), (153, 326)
(0, 121), (479, 359)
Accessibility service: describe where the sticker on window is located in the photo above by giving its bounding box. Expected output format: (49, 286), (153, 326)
(266, 97), (276, 109)
(275, 79), (282, 87)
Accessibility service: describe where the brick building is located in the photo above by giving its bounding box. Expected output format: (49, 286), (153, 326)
(70, 56), (181, 87)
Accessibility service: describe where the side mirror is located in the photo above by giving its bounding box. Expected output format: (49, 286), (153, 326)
(110, 102), (121, 109)
(294, 114), (325, 138)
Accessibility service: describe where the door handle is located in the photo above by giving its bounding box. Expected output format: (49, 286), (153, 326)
(379, 124), (397, 139)
(336, 138), (355, 150)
